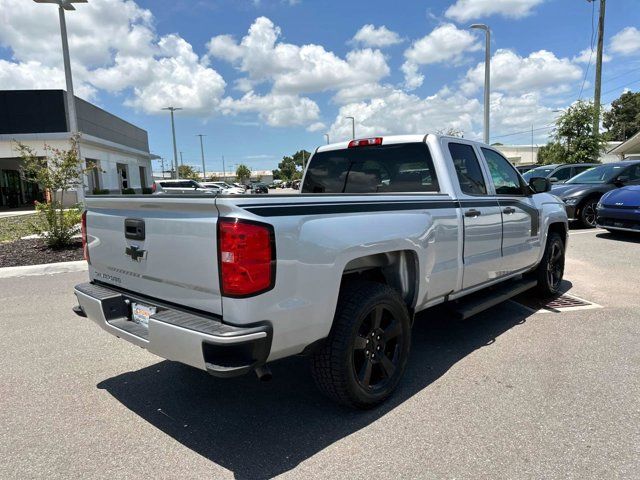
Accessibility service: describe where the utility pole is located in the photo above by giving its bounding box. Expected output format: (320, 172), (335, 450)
(160, 157), (165, 179)
(179, 151), (184, 170)
(196, 134), (207, 181)
(222, 155), (226, 181)
(531, 124), (534, 163)
(592, 0), (606, 137)
(162, 107), (182, 178)
(470, 24), (491, 144)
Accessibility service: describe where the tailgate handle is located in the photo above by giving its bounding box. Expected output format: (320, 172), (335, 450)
(124, 218), (145, 240)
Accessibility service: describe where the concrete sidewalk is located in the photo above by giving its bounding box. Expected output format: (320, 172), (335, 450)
(0, 209), (36, 218)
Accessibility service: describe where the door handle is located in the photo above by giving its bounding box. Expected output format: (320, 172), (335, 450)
(464, 209), (481, 218)
(503, 207), (516, 214)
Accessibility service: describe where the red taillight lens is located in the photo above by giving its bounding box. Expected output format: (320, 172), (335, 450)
(218, 218), (275, 297)
(348, 137), (383, 148)
(151, 182), (157, 193)
(81, 210), (90, 263)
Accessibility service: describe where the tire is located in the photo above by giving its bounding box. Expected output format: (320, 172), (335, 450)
(310, 281), (411, 409)
(579, 198), (599, 228)
(535, 231), (565, 297)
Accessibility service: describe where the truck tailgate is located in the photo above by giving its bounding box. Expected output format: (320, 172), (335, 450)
(84, 196), (222, 316)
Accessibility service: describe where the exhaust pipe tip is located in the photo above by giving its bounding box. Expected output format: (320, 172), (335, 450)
(254, 365), (272, 381)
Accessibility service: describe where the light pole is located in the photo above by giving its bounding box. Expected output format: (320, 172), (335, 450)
(470, 24), (490, 144)
(324, 133), (330, 144)
(162, 106), (181, 178)
(34, 0), (86, 202)
(196, 134), (207, 181)
(345, 117), (355, 139)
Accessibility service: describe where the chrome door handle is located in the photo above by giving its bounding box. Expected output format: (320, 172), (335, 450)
(503, 207), (516, 214)
(464, 209), (481, 218)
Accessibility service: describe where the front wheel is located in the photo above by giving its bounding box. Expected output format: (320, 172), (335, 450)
(535, 231), (565, 297)
(579, 199), (599, 228)
(310, 281), (411, 409)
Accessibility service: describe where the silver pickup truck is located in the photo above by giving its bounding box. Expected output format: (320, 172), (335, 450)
(74, 134), (568, 408)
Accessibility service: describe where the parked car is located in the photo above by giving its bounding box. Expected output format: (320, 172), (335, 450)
(292, 180), (301, 190)
(206, 181), (245, 194)
(551, 160), (640, 227)
(516, 165), (537, 174)
(251, 182), (269, 194)
(596, 185), (640, 233)
(523, 163), (598, 184)
(198, 182), (224, 194)
(153, 179), (214, 195)
(74, 134), (567, 408)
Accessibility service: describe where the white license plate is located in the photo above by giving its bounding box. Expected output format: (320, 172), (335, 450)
(131, 302), (156, 327)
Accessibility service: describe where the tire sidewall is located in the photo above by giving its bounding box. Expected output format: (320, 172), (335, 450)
(342, 289), (411, 407)
(539, 232), (565, 295)
(580, 199), (599, 228)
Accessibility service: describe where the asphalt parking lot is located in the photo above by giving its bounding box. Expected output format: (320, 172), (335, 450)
(1, 227), (639, 480)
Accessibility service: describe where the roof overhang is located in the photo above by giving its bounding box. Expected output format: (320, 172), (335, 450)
(608, 131), (640, 156)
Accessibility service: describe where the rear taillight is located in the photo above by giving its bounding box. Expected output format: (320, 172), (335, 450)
(151, 182), (157, 193)
(348, 137), (383, 148)
(217, 218), (275, 297)
(81, 210), (90, 263)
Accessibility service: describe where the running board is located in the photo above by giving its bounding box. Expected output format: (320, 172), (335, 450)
(449, 278), (537, 320)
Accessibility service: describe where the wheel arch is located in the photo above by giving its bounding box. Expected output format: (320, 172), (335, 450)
(340, 250), (419, 312)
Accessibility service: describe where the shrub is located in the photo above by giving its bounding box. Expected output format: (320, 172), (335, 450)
(121, 188), (136, 195)
(142, 187), (153, 194)
(92, 188), (110, 195)
(32, 202), (81, 248)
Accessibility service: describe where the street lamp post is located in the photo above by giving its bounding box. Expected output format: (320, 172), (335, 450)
(345, 117), (355, 139)
(196, 134), (207, 181)
(470, 24), (490, 144)
(162, 106), (182, 178)
(324, 133), (330, 144)
(34, 0), (87, 202)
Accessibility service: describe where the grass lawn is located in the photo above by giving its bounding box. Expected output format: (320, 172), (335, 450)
(0, 214), (38, 243)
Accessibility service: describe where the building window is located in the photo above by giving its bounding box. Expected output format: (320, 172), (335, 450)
(86, 159), (101, 192)
(139, 166), (147, 189)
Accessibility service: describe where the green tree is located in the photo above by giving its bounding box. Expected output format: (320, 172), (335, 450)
(272, 149), (310, 181)
(603, 91), (640, 141)
(177, 164), (200, 180)
(235, 164), (251, 183)
(537, 141), (566, 165)
(16, 134), (92, 248)
(553, 101), (607, 163)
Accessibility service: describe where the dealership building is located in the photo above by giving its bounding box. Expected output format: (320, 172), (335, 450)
(0, 90), (155, 208)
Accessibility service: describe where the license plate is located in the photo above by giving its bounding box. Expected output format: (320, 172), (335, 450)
(131, 302), (156, 327)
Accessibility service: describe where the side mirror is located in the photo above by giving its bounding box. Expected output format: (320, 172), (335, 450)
(614, 175), (630, 186)
(549, 177), (559, 183)
(529, 176), (551, 194)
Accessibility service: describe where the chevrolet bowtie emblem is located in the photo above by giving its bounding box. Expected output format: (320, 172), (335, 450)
(125, 245), (146, 262)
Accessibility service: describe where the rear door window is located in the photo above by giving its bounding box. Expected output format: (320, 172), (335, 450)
(449, 143), (487, 195)
(553, 166), (572, 182)
(301, 143), (439, 193)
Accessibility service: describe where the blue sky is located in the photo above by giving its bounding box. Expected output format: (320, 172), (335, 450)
(1, 0), (639, 173)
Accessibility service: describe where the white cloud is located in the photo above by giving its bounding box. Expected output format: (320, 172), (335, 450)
(445, 0), (543, 23)
(462, 49), (582, 96)
(573, 48), (611, 64)
(402, 24), (480, 89)
(220, 92), (320, 127)
(306, 122), (326, 132)
(352, 25), (402, 48)
(0, 0), (226, 114)
(327, 87), (481, 141)
(610, 27), (640, 56)
(207, 16), (390, 95)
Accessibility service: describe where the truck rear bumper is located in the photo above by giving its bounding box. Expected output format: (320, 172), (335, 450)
(73, 282), (272, 377)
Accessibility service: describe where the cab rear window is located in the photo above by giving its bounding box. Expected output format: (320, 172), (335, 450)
(301, 143), (439, 194)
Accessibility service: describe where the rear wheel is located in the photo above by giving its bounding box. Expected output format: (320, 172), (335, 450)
(579, 199), (599, 228)
(310, 281), (411, 409)
(535, 231), (565, 297)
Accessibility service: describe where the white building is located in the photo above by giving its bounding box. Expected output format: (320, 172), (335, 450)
(0, 90), (155, 208)
(154, 169), (274, 185)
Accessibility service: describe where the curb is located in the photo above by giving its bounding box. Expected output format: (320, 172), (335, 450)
(0, 260), (88, 279)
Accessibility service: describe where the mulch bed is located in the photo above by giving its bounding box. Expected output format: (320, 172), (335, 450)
(0, 238), (84, 268)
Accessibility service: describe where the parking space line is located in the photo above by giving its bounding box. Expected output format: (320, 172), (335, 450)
(569, 229), (604, 235)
